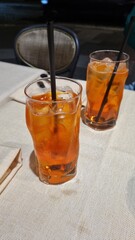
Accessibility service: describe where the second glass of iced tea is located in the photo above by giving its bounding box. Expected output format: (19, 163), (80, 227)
(25, 77), (82, 184)
(82, 50), (129, 130)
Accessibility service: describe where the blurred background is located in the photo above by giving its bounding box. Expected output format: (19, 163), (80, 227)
(0, 0), (135, 83)
(0, 0), (133, 25)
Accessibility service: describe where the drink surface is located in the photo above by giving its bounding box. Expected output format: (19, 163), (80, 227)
(26, 89), (81, 184)
(85, 60), (128, 126)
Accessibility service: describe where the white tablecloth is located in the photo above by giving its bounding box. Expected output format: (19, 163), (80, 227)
(0, 82), (135, 239)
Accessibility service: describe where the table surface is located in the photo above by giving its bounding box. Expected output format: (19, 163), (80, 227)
(0, 61), (45, 104)
(1, 62), (135, 240)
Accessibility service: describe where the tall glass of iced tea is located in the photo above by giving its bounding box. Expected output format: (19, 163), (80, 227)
(82, 50), (129, 130)
(24, 77), (82, 184)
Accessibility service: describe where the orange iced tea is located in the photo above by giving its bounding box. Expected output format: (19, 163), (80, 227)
(25, 78), (82, 184)
(83, 50), (129, 130)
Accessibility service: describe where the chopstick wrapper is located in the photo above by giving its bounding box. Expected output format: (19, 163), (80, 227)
(0, 146), (22, 194)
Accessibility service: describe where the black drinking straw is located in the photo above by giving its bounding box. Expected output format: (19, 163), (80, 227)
(95, 16), (135, 122)
(47, 21), (56, 100)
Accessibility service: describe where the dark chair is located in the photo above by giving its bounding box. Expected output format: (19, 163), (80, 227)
(14, 24), (80, 78)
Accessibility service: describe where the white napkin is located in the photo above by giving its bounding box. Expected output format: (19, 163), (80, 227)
(0, 61), (48, 104)
(0, 145), (22, 194)
(10, 86), (27, 104)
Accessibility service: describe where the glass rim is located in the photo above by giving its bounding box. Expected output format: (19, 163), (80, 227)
(89, 49), (130, 63)
(24, 76), (82, 104)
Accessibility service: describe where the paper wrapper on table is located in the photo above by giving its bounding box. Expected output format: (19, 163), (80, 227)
(0, 146), (22, 194)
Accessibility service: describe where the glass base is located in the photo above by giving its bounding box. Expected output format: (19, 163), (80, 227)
(82, 109), (116, 131)
(38, 164), (77, 185)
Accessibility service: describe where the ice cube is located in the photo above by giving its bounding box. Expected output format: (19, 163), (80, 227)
(51, 102), (65, 114)
(117, 62), (126, 70)
(63, 86), (73, 92)
(57, 87), (74, 100)
(32, 105), (50, 116)
(58, 92), (73, 100)
(99, 58), (114, 72)
(102, 57), (113, 63)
